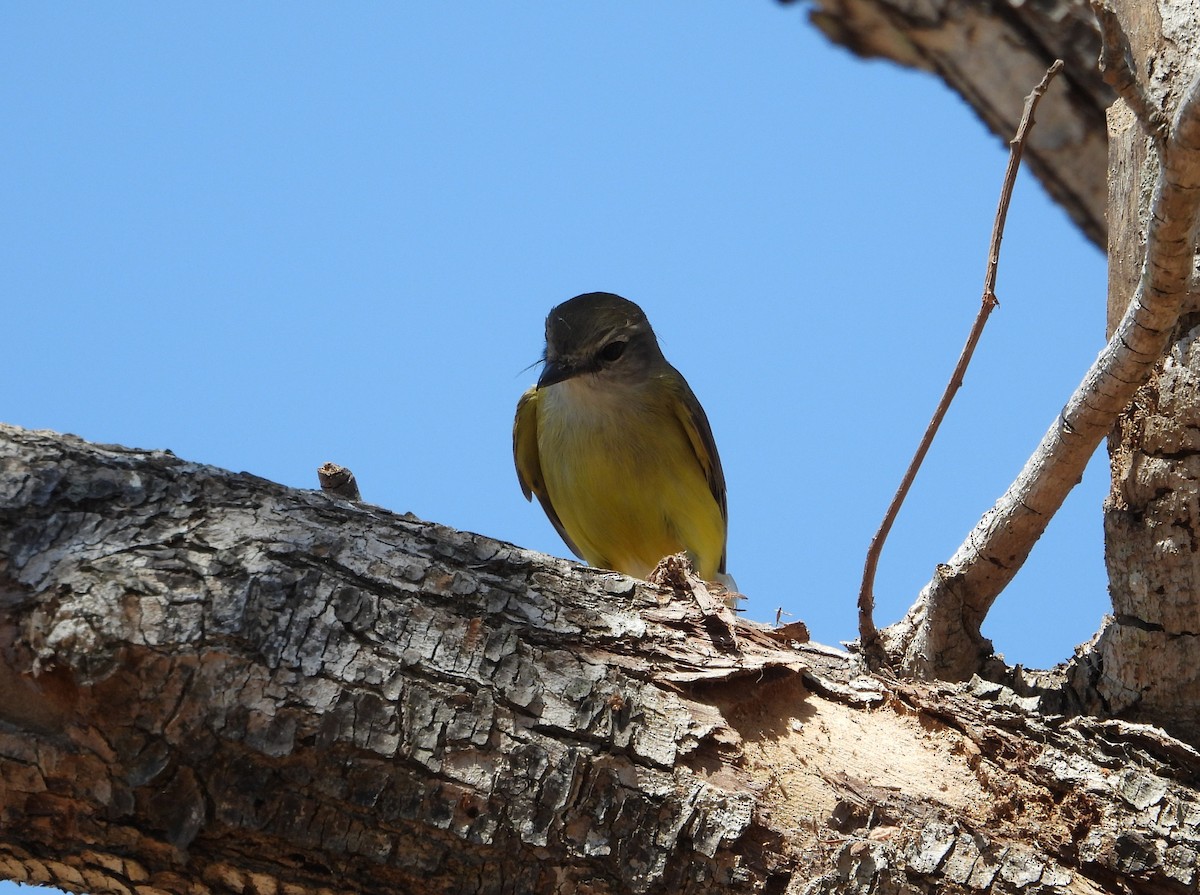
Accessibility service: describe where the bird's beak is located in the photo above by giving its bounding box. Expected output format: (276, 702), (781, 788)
(537, 359), (574, 389)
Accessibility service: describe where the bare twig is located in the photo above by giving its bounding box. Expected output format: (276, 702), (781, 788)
(318, 462), (362, 501)
(882, 65), (1200, 681)
(856, 61), (1065, 667)
(1091, 1), (1169, 144)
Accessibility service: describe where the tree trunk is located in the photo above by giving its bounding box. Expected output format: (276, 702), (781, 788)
(1069, 2), (1200, 745)
(4, 423), (1200, 894)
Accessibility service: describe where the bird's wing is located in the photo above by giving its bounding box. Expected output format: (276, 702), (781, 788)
(671, 373), (729, 574)
(513, 387), (584, 560)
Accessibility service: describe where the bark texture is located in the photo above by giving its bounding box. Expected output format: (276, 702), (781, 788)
(1095, 321), (1200, 741)
(795, 0), (1112, 248)
(1070, 0), (1200, 746)
(851, 1), (1200, 702)
(5, 423), (1200, 895)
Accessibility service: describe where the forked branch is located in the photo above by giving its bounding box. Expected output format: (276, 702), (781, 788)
(856, 62), (1063, 667)
(882, 59), (1200, 680)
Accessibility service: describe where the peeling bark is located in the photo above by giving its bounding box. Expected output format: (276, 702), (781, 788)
(3, 423), (1200, 894)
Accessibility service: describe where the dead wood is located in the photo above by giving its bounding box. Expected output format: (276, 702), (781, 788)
(858, 61), (1063, 667)
(3, 423), (1200, 894)
(864, 2), (1200, 696)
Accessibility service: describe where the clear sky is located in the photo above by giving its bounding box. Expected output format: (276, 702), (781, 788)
(3, 0), (1109, 715)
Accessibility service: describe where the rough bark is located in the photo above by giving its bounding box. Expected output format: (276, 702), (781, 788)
(4, 423), (1200, 895)
(1072, 1), (1200, 746)
(794, 0), (1112, 249)
(853, 1), (1200, 699)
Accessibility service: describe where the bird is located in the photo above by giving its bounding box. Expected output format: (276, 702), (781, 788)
(513, 292), (730, 584)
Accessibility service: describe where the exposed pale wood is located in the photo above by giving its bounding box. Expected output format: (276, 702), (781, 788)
(317, 462), (362, 502)
(1104, 101), (1152, 336)
(5, 6), (1200, 891)
(3, 423), (1200, 894)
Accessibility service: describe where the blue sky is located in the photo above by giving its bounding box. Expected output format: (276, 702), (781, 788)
(3, 0), (1109, 707)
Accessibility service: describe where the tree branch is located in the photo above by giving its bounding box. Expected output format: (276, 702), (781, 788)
(857, 61), (1063, 668)
(798, 0), (1112, 247)
(5, 424), (1200, 892)
(317, 461), (362, 501)
(882, 61), (1200, 681)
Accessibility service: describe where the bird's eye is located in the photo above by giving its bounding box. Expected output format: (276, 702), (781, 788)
(599, 340), (627, 363)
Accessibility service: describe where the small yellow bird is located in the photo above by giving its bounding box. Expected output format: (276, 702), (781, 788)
(513, 292), (729, 583)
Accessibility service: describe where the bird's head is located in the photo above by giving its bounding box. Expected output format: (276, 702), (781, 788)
(537, 292), (664, 390)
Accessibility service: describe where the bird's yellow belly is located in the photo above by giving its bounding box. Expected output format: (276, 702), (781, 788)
(537, 381), (723, 580)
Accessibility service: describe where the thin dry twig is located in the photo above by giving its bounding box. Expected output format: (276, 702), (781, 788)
(856, 60), (1065, 666)
(882, 65), (1200, 680)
